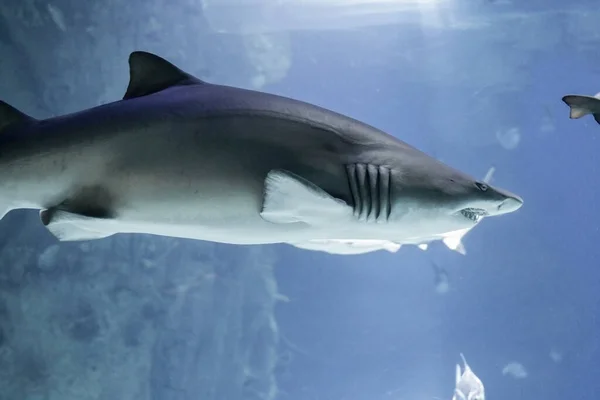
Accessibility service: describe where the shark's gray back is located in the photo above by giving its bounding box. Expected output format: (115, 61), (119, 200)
(2, 79), (416, 206)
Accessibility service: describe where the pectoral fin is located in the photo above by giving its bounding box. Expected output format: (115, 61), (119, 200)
(261, 169), (352, 225)
(41, 209), (116, 241)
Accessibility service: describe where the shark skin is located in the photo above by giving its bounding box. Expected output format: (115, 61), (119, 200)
(0, 51), (523, 248)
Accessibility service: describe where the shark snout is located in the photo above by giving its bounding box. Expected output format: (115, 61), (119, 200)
(496, 193), (523, 215)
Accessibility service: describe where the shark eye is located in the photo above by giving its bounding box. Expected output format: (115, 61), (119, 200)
(475, 182), (488, 192)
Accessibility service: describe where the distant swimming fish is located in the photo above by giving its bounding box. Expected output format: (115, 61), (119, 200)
(562, 93), (600, 124)
(453, 353), (485, 400)
(431, 261), (449, 294)
(501, 361), (527, 379)
(549, 348), (562, 363)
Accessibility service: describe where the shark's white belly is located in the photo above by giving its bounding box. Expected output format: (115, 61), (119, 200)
(101, 179), (403, 245)
(3, 132), (388, 244)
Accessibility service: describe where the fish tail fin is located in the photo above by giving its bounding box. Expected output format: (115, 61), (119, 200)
(0, 100), (36, 133)
(562, 95), (600, 120)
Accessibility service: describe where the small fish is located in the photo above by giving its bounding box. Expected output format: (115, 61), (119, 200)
(431, 261), (449, 294)
(562, 93), (600, 124)
(549, 348), (562, 363)
(453, 353), (485, 400)
(501, 362), (527, 379)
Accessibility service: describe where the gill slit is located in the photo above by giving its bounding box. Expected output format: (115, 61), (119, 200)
(345, 163), (391, 222)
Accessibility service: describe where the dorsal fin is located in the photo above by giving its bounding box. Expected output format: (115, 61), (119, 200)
(0, 100), (36, 133)
(123, 51), (205, 100)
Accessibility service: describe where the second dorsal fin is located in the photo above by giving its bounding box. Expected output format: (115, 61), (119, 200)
(123, 51), (205, 100)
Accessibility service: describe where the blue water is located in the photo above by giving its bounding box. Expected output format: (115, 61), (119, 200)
(0, 1), (599, 399)
(271, 3), (600, 399)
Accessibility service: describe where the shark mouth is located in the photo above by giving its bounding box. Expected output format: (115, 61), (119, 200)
(460, 208), (488, 223)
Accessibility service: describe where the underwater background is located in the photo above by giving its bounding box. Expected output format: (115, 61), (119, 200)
(0, 0), (599, 399)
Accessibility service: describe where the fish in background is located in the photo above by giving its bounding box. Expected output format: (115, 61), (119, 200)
(501, 362), (527, 379)
(549, 348), (562, 363)
(453, 353), (485, 400)
(562, 93), (600, 124)
(0, 51), (523, 250)
(431, 261), (450, 294)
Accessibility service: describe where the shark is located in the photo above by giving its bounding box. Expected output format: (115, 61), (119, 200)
(562, 92), (600, 124)
(0, 51), (523, 248)
(431, 261), (450, 294)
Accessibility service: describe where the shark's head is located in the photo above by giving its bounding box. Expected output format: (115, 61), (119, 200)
(388, 158), (523, 238)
